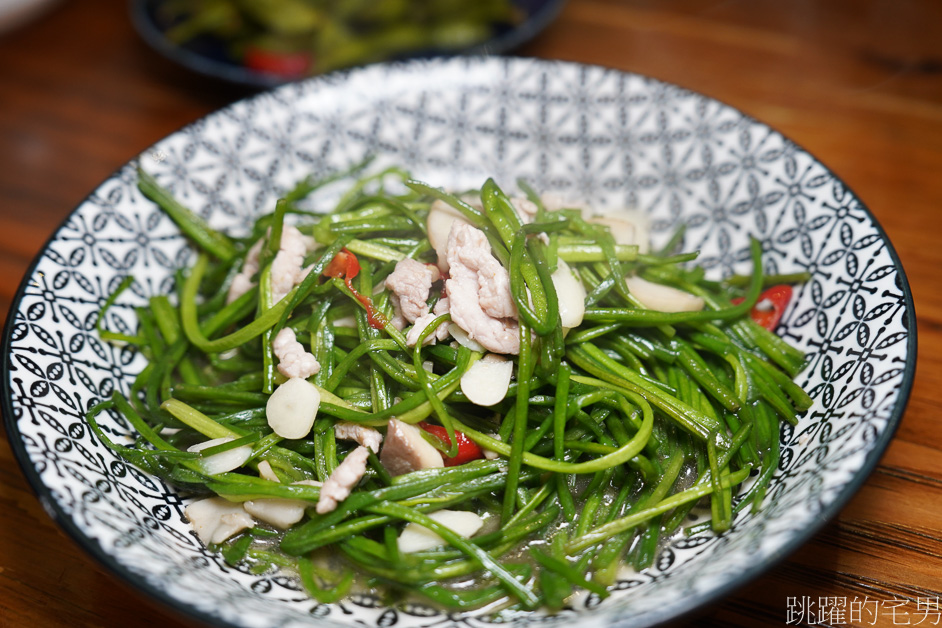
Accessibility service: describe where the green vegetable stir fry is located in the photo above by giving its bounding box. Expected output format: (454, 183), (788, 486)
(88, 163), (811, 612)
(156, 0), (522, 78)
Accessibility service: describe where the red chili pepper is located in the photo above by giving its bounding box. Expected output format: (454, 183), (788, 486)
(323, 248), (386, 330)
(323, 248), (360, 284)
(418, 422), (484, 467)
(732, 284), (793, 330)
(243, 46), (312, 79)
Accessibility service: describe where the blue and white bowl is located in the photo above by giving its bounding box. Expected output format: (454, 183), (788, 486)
(1, 57), (916, 628)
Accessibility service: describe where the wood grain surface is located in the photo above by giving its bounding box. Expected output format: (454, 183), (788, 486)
(1, 1), (939, 626)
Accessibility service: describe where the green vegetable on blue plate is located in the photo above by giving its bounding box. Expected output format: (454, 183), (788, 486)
(155, 0), (522, 78)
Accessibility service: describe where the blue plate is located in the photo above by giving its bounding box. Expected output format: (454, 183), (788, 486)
(130, 0), (567, 88)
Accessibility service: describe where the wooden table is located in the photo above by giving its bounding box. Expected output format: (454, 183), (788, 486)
(1, 1), (939, 626)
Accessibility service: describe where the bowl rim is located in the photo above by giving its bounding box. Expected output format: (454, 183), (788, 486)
(127, 0), (569, 89)
(0, 56), (918, 628)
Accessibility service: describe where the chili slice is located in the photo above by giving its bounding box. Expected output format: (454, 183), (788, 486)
(243, 46), (312, 79)
(419, 422), (485, 467)
(323, 248), (387, 329)
(732, 284), (793, 330)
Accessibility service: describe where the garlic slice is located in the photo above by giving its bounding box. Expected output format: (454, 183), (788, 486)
(331, 314), (357, 328)
(243, 497), (309, 529)
(427, 200), (471, 271)
(187, 437), (252, 475)
(257, 459), (280, 482)
(448, 323), (486, 352)
(551, 259), (586, 329)
(590, 211), (651, 254)
(460, 354), (513, 407)
(266, 377), (321, 439)
(398, 510), (484, 553)
(625, 275), (705, 313)
(184, 497), (254, 545)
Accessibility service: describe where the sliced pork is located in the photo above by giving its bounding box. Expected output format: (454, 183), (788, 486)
(405, 296), (451, 347)
(272, 327), (320, 380)
(271, 226), (316, 304)
(316, 446), (370, 514)
(226, 238), (265, 304)
(385, 258), (441, 324)
(334, 422), (383, 454)
(380, 419), (444, 477)
(445, 222), (520, 355)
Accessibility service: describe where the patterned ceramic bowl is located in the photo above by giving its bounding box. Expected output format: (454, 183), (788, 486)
(1, 58), (916, 628)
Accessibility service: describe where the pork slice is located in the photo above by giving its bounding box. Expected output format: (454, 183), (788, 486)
(384, 258), (441, 324)
(476, 263), (517, 320)
(510, 196), (539, 224)
(334, 422), (383, 453)
(272, 327), (320, 379)
(315, 446), (370, 514)
(388, 294), (407, 331)
(445, 223), (520, 355)
(405, 297), (451, 347)
(271, 226), (314, 304)
(226, 238), (265, 304)
(380, 419), (444, 477)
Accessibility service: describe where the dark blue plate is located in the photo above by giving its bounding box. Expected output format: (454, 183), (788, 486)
(130, 0), (567, 89)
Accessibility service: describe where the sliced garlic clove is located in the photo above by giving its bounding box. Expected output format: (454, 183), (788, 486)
(398, 509), (485, 553)
(551, 259), (586, 329)
(187, 437), (253, 475)
(266, 377), (321, 439)
(460, 354), (513, 407)
(257, 459), (280, 483)
(539, 193), (590, 213)
(427, 200), (471, 271)
(331, 314), (358, 328)
(184, 497), (254, 545)
(243, 498), (309, 529)
(509, 196), (539, 223)
(625, 275), (705, 313)
(334, 422), (383, 454)
(212, 510), (256, 545)
(590, 212), (651, 254)
(448, 323), (486, 352)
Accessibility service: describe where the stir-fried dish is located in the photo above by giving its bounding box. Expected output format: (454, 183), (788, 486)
(88, 163), (811, 612)
(154, 0), (522, 78)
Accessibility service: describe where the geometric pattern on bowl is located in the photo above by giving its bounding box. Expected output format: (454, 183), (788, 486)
(2, 57), (916, 628)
